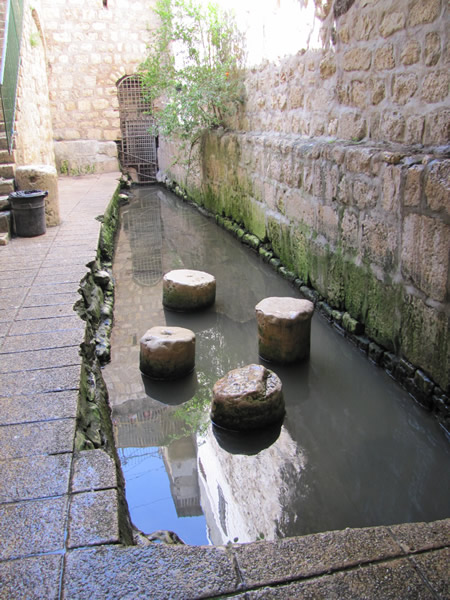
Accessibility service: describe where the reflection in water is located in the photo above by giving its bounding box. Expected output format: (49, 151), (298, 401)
(123, 192), (163, 286)
(103, 186), (450, 546)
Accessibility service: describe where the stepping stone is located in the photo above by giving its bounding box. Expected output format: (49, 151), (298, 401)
(162, 269), (216, 311)
(255, 296), (314, 363)
(211, 363), (285, 431)
(139, 326), (195, 380)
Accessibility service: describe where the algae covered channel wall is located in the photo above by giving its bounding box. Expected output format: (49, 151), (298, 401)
(157, 0), (450, 420)
(101, 185), (449, 546)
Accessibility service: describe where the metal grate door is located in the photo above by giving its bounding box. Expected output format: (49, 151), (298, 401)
(117, 75), (157, 183)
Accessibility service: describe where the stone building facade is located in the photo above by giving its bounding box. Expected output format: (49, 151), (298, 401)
(159, 0), (450, 404)
(38, 0), (156, 173)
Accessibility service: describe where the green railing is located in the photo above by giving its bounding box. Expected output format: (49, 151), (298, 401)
(0, 0), (24, 153)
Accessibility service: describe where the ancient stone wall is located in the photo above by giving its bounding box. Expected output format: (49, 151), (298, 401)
(14, 0), (56, 166)
(239, 0), (449, 145)
(39, 0), (156, 143)
(159, 0), (450, 400)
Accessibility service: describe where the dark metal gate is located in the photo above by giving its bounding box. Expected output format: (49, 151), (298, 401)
(117, 75), (157, 183)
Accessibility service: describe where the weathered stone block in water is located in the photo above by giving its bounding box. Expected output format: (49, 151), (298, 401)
(162, 269), (216, 311)
(211, 364), (285, 431)
(139, 326), (195, 380)
(255, 297), (314, 363)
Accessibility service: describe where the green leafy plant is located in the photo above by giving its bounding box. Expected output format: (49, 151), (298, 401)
(140, 0), (246, 158)
(29, 32), (39, 48)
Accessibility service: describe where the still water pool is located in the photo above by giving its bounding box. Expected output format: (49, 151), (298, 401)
(103, 186), (450, 546)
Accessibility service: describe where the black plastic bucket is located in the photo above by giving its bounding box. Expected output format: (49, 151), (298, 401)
(9, 190), (48, 237)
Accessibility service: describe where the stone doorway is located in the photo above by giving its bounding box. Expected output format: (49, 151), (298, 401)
(117, 74), (157, 183)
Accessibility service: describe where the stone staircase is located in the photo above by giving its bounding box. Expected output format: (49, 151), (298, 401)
(0, 121), (16, 245)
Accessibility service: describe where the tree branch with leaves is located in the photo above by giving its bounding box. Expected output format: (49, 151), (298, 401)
(140, 0), (246, 162)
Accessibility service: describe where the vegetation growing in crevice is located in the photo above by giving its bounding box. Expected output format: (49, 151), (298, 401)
(140, 0), (246, 177)
(73, 186), (135, 544)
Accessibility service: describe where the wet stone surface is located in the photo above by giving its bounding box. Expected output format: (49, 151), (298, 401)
(0, 453), (71, 502)
(162, 268), (216, 311)
(238, 557), (436, 599)
(68, 489), (120, 548)
(0, 497), (67, 560)
(0, 555), (62, 600)
(64, 544), (241, 600)
(71, 449), (117, 493)
(0, 418), (76, 459)
(139, 326), (196, 380)
(211, 364), (285, 430)
(255, 297), (314, 363)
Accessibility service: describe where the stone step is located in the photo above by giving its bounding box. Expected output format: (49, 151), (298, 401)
(0, 194), (10, 210)
(0, 135), (8, 151)
(0, 210), (11, 235)
(0, 178), (15, 195)
(0, 163), (15, 179)
(0, 149), (14, 164)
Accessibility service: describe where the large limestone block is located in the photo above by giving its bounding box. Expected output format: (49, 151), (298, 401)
(211, 364), (285, 431)
(163, 269), (216, 311)
(140, 326), (195, 380)
(255, 297), (314, 363)
(15, 164), (60, 227)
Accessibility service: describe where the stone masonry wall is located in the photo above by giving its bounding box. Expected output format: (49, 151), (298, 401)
(159, 0), (450, 407)
(39, 0), (156, 143)
(238, 0), (449, 146)
(14, 0), (56, 166)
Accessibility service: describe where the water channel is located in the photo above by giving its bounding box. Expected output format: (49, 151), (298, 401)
(103, 185), (450, 546)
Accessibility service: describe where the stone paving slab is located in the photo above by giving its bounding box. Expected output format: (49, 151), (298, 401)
(231, 557), (438, 599)
(71, 449), (117, 493)
(15, 303), (78, 320)
(0, 554), (62, 600)
(0, 453), (71, 502)
(63, 544), (241, 600)
(231, 526), (402, 588)
(67, 489), (121, 549)
(0, 308), (17, 323)
(0, 391), (79, 425)
(0, 268), (37, 281)
(0, 277), (35, 289)
(0, 346), (81, 373)
(411, 547), (450, 598)
(22, 292), (80, 308)
(389, 519), (450, 553)
(0, 365), (81, 395)
(0, 329), (84, 352)
(0, 290), (27, 309)
(0, 418), (76, 459)
(7, 315), (84, 335)
(0, 497), (67, 560)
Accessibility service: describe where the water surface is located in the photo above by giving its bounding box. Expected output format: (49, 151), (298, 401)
(103, 186), (450, 546)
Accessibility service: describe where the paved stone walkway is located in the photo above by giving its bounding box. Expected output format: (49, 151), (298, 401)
(0, 174), (448, 599)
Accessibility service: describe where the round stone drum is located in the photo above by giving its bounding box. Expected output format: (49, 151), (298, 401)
(139, 326), (195, 380)
(162, 269), (216, 311)
(211, 363), (285, 431)
(255, 297), (314, 363)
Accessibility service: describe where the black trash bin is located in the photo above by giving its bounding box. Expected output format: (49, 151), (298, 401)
(9, 190), (48, 237)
